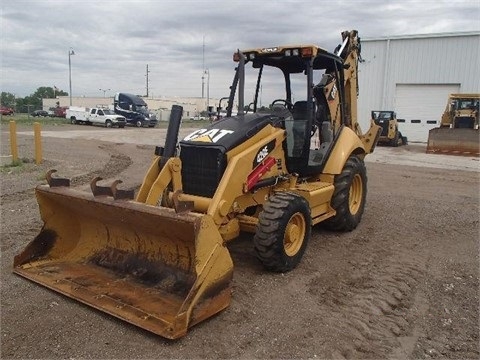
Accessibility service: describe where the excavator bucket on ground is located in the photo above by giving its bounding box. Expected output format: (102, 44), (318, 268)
(427, 128), (480, 156)
(13, 179), (234, 339)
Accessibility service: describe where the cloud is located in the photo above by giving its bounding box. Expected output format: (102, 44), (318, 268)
(1, 0), (479, 98)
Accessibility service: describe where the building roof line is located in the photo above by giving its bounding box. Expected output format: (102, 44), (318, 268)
(363, 31), (480, 42)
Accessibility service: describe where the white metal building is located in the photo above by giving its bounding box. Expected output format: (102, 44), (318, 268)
(358, 31), (480, 142)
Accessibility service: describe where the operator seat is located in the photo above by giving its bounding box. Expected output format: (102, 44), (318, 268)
(291, 101), (309, 121)
(290, 101), (311, 158)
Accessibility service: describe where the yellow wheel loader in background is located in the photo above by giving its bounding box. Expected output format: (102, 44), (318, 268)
(371, 110), (407, 146)
(427, 93), (479, 156)
(14, 30), (381, 339)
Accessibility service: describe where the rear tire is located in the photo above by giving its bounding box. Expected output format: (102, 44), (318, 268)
(254, 192), (311, 272)
(136, 119), (143, 127)
(323, 155), (367, 231)
(70, 117), (77, 125)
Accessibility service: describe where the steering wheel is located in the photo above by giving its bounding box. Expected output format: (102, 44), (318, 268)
(245, 102), (254, 114)
(271, 99), (293, 110)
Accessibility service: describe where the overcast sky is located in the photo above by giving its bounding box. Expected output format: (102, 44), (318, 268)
(1, 0), (479, 100)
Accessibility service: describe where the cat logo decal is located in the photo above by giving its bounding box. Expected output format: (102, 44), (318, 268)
(183, 128), (234, 143)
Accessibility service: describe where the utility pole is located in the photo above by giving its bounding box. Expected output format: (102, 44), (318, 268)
(201, 35), (205, 99)
(146, 64), (150, 97)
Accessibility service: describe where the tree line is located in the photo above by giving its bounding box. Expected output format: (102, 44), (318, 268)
(1, 87), (68, 113)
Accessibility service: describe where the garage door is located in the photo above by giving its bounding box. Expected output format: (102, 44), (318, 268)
(395, 84), (460, 142)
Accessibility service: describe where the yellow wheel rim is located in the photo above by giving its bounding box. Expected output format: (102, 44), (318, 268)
(284, 212), (306, 256)
(349, 173), (363, 215)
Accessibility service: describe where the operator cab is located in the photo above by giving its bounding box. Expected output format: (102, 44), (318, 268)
(229, 43), (348, 177)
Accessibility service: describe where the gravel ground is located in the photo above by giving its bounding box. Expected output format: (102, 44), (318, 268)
(1, 124), (479, 359)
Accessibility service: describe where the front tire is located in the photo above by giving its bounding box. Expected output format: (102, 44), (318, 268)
(323, 155), (367, 231)
(254, 192), (311, 272)
(135, 119), (143, 127)
(390, 130), (399, 147)
(105, 120), (112, 128)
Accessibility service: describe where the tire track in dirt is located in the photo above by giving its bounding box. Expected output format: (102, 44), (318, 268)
(307, 246), (426, 359)
(410, 263), (479, 359)
(1, 144), (133, 206)
(69, 143), (133, 186)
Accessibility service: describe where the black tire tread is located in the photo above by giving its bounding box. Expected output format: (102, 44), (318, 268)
(254, 192), (311, 272)
(323, 156), (367, 232)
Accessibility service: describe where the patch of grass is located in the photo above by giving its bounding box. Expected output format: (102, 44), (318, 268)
(0, 114), (69, 126)
(0, 158), (25, 173)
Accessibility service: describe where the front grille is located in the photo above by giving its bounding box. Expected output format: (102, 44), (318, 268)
(454, 116), (475, 129)
(180, 146), (227, 198)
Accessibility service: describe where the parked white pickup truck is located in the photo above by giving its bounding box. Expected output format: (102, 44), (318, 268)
(66, 107), (126, 128)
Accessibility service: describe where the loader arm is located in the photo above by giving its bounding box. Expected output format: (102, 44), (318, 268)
(336, 30), (381, 152)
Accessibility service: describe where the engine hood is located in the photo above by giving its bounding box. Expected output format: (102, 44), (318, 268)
(180, 112), (282, 152)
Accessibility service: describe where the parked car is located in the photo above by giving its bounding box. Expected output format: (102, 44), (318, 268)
(31, 110), (49, 117)
(66, 107), (126, 128)
(53, 107), (68, 118)
(0, 106), (14, 115)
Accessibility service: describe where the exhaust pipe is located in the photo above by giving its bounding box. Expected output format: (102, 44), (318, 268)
(158, 105), (183, 169)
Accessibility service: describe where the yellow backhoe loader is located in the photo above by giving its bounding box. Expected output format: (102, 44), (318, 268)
(371, 110), (407, 146)
(427, 93), (479, 156)
(14, 30), (381, 339)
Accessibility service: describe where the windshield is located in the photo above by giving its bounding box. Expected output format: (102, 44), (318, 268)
(372, 111), (392, 120)
(103, 109), (115, 115)
(457, 100), (478, 110)
(136, 105), (149, 115)
(242, 62), (329, 111)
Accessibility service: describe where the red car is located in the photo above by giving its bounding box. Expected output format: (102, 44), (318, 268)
(53, 107), (67, 118)
(0, 106), (14, 115)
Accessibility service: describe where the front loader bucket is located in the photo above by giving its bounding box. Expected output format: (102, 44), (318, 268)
(14, 185), (234, 339)
(427, 128), (480, 156)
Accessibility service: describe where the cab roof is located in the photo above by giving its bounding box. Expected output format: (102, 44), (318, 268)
(236, 44), (342, 73)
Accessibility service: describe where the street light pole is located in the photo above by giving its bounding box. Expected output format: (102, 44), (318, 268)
(68, 48), (75, 106)
(205, 69), (210, 112)
(99, 88), (111, 97)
